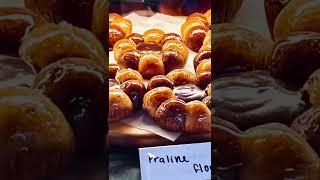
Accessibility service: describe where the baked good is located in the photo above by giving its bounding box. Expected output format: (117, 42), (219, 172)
(0, 55), (35, 88)
(268, 32), (320, 89)
(25, 0), (108, 46)
(303, 69), (320, 106)
(19, 21), (107, 72)
(273, 0), (320, 41)
(109, 68), (146, 122)
(264, 0), (292, 38)
(181, 11), (210, 52)
(109, 13), (133, 50)
(213, 121), (320, 180)
(0, 86), (74, 180)
(0, 7), (45, 55)
(33, 58), (107, 155)
(213, 0), (243, 23)
(193, 30), (211, 77)
(113, 30), (189, 77)
(144, 69), (211, 133)
(213, 70), (305, 130)
(213, 24), (273, 75)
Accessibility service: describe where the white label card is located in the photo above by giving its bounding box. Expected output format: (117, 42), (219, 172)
(139, 142), (211, 180)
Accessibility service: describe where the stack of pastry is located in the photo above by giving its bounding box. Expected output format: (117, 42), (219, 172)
(181, 9), (211, 52)
(109, 13), (132, 50)
(113, 29), (189, 78)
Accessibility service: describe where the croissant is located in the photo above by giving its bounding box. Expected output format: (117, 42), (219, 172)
(181, 10), (210, 52)
(109, 13), (132, 50)
(113, 30), (189, 78)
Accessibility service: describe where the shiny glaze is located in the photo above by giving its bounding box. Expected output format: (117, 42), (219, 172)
(160, 33), (182, 45)
(213, 70), (305, 130)
(136, 42), (162, 52)
(173, 84), (207, 102)
(127, 33), (144, 45)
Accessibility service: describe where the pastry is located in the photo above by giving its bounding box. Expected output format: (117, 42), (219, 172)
(268, 32), (320, 89)
(109, 14), (133, 50)
(113, 30), (188, 77)
(25, 0), (108, 46)
(0, 7), (45, 55)
(273, 0), (320, 41)
(213, 121), (320, 180)
(213, 24), (273, 75)
(302, 69), (320, 106)
(0, 55), (35, 88)
(181, 11), (210, 52)
(144, 69), (211, 133)
(0, 86), (74, 180)
(19, 21), (107, 72)
(33, 58), (107, 155)
(109, 68), (146, 121)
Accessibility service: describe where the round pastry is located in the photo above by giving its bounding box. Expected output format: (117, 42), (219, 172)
(302, 69), (320, 106)
(109, 14), (133, 50)
(273, 0), (320, 41)
(108, 63), (122, 79)
(181, 12), (210, 52)
(33, 58), (107, 155)
(213, 24), (273, 75)
(268, 32), (320, 89)
(292, 107), (320, 155)
(0, 55), (35, 88)
(0, 86), (74, 180)
(214, 121), (320, 180)
(109, 68), (146, 120)
(113, 30), (188, 77)
(25, 0), (108, 45)
(145, 69), (211, 133)
(264, 0), (292, 38)
(213, 0), (243, 23)
(213, 70), (305, 130)
(0, 7), (45, 55)
(19, 22), (107, 72)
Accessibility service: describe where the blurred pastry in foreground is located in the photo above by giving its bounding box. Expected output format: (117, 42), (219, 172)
(213, 0), (243, 23)
(0, 86), (74, 180)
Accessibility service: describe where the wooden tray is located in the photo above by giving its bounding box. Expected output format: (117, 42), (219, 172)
(109, 122), (211, 149)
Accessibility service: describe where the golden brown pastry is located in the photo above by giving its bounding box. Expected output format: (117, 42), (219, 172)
(204, 9), (212, 27)
(0, 86), (74, 180)
(33, 58), (107, 155)
(181, 10), (210, 52)
(114, 31), (188, 76)
(143, 87), (176, 118)
(302, 69), (320, 106)
(0, 7), (45, 55)
(109, 14), (133, 50)
(109, 63), (122, 79)
(19, 22), (107, 72)
(109, 88), (133, 122)
(196, 58), (211, 74)
(185, 100), (211, 133)
(25, 0), (108, 46)
(167, 69), (196, 86)
(138, 52), (165, 79)
(115, 68), (144, 84)
(147, 75), (174, 90)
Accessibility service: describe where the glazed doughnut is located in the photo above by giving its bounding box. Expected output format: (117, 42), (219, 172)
(109, 14), (133, 50)
(0, 7), (45, 55)
(109, 68), (146, 120)
(181, 10), (210, 52)
(113, 30), (188, 77)
(167, 69), (196, 86)
(108, 63), (122, 79)
(0, 86), (74, 180)
(19, 21), (107, 72)
(193, 30), (211, 70)
(33, 58), (107, 155)
(147, 75), (174, 90)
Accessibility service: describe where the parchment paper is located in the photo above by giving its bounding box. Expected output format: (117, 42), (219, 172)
(109, 13), (198, 141)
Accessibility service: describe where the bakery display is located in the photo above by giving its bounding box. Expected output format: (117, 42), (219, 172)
(0, 86), (74, 180)
(0, 7), (45, 55)
(181, 10), (211, 52)
(109, 13), (133, 50)
(19, 21), (107, 72)
(112, 30), (189, 77)
(24, 0), (108, 46)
